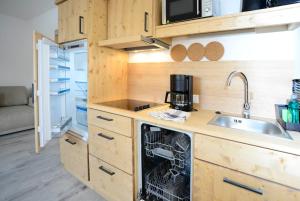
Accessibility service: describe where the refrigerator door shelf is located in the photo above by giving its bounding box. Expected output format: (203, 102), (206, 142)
(50, 78), (70, 83)
(52, 117), (72, 134)
(50, 88), (70, 96)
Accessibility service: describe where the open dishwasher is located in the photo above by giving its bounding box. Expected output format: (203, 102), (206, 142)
(138, 122), (193, 201)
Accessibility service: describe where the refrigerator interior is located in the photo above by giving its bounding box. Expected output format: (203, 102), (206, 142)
(138, 122), (192, 201)
(38, 38), (88, 148)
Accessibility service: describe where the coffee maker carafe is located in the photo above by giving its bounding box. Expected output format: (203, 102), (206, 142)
(165, 74), (193, 112)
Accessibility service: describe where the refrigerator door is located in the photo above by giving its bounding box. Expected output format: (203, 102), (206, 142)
(34, 32), (71, 153)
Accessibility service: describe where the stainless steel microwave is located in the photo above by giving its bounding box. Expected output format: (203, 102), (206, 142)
(162, 0), (220, 24)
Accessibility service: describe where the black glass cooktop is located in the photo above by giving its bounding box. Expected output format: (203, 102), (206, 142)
(100, 99), (162, 112)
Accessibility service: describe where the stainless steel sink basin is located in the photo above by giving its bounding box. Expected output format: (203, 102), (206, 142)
(209, 114), (292, 140)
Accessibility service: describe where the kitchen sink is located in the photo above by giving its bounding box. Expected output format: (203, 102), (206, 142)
(208, 114), (292, 140)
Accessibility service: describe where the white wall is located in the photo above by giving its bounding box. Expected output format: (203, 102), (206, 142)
(129, 27), (296, 63)
(30, 8), (58, 40)
(0, 13), (33, 88)
(0, 8), (58, 90)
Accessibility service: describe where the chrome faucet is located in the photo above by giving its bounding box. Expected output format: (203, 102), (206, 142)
(226, 71), (250, 119)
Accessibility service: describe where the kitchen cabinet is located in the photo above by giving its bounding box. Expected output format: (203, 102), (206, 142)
(107, 0), (155, 39)
(88, 109), (135, 201)
(60, 132), (89, 183)
(193, 159), (300, 201)
(57, 0), (88, 43)
(194, 134), (300, 190)
(89, 155), (134, 201)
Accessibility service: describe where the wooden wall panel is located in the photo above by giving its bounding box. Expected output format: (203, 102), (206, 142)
(87, 0), (129, 104)
(128, 61), (293, 118)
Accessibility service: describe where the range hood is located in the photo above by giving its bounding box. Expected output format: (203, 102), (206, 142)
(123, 36), (170, 52)
(98, 35), (171, 52)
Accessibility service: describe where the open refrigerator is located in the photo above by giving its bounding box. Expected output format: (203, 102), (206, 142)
(34, 36), (88, 150)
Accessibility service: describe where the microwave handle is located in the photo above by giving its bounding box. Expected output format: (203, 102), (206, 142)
(197, 0), (200, 15)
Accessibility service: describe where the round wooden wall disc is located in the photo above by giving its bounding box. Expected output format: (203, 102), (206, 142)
(205, 41), (225, 61)
(187, 43), (205, 61)
(170, 44), (187, 62)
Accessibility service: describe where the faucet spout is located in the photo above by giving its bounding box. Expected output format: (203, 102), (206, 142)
(226, 71), (250, 119)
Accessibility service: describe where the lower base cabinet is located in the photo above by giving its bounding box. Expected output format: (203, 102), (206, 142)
(89, 154), (133, 201)
(59, 132), (89, 183)
(193, 159), (300, 201)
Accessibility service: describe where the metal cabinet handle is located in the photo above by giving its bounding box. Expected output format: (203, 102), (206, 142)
(79, 16), (84, 34)
(99, 166), (115, 176)
(144, 12), (149, 32)
(65, 139), (76, 145)
(96, 115), (113, 122)
(97, 133), (114, 140)
(223, 177), (263, 195)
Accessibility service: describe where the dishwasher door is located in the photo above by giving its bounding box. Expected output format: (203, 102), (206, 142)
(137, 121), (193, 201)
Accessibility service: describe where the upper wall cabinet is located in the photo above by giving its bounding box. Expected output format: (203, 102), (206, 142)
(107, 0), (155, 40)
(56, 0), (88, 43)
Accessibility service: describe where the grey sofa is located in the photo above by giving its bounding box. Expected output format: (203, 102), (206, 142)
(0, 86), (34, 135)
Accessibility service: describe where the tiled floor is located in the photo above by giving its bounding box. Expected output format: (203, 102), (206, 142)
(0, 130), (105, 201)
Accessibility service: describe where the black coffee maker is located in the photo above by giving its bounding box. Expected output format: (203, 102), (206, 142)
(165, 74), (193, 112)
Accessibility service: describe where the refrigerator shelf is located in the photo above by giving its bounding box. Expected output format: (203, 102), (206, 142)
(50, 78), (70, 83)
(52, 117), (72, 134)
(50, 65), (70, 71)
(50, 89), (70, 96)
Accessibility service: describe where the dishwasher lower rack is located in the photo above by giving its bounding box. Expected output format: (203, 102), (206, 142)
(144, 130), (190, 169)
(145, 162), (190, 201)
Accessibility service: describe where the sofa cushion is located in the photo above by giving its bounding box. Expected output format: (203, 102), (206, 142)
(0, 86), (28, 107)
(0, 105), (34, 134)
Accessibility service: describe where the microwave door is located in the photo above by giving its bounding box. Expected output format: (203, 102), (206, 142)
(166, 0), (199, 24)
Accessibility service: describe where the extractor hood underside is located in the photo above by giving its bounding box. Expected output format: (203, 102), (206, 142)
(98, 35), (171, 52)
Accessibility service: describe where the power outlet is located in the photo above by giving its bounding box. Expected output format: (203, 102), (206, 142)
(193, 95), (200, 104)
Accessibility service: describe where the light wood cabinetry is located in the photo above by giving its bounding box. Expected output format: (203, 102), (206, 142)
(57, 0), (88, 43)
(194, 134), (300, 190)
(89, 155), (133, 201)
(193, 159), (300, 201)
(88, 109), (132, 137)
(156, 3), (300, 39)
(89, 125), (133, 174)
(88, 109), (135, 201)
(107, 0), (154, 39)
(59, 132), (89, 183)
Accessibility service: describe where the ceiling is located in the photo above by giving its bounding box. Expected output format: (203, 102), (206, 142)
(0, 0), (56, 20)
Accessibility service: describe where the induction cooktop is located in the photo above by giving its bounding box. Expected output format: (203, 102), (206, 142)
(100, 99), (163, 112)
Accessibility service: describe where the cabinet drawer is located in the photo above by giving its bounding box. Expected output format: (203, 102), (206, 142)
(89, 125), (133, 174)
(89, 155), (133, 201)
(193, 159), (300, 201)
(194, 134), (300, 189)
(60, 132), (88, 182)
(88, 109), (132, 137)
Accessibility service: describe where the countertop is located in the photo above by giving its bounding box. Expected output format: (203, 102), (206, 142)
(88, 103), (300, 156)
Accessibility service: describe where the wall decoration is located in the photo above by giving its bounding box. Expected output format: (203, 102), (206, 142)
(170, 44), (187, 62)
(205, 41), (225, 61)
(187, 43), (205, 61)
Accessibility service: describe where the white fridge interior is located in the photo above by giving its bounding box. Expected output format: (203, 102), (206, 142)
(38, 38), (88, 148)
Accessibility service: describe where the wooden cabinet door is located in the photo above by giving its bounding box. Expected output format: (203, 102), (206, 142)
(58, 0), (88, 43)
(193, 159), (300, 201)
(107, 0), (153, 39)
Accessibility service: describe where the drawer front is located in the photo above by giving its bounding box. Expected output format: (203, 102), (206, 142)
(60, 133), (88, 182)
(89, 125), (133, 174)
(89, 155), (133, 201)
(88, 109), (132, 137)
(193, 159), (300, 201)
(194, 134), (300, 189)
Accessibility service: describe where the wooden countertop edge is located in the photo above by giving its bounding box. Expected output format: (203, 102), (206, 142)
(88, 103), (300, 156)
